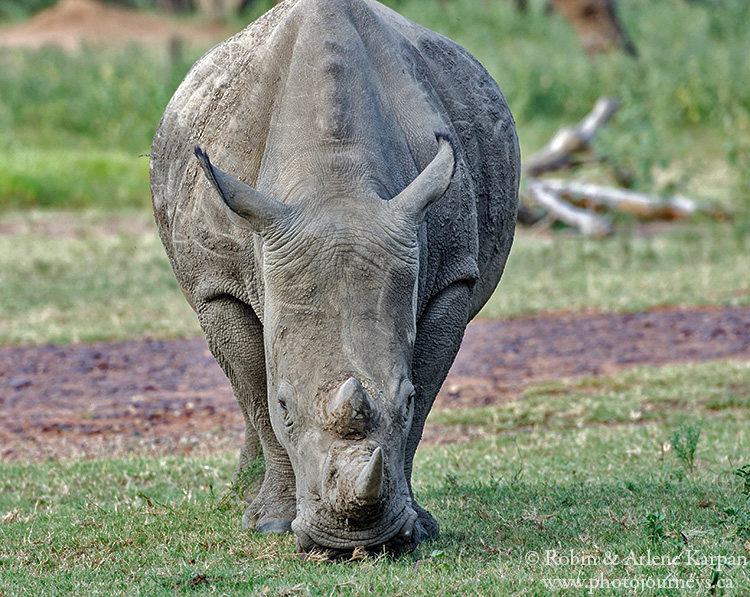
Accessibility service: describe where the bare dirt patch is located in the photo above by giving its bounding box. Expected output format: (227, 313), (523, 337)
(2, 306), (749, 461)
(0, 0), (229, 51)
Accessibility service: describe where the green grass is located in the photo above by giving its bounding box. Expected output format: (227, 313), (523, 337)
(427, 360), (750, 432)
(0, 148), (150, 210)
(0, 211), (198, 344)
(2, 211), (749, 345)
(2, 360), (748, 594)
(0, 41), (195, 210)
(483, 222), (750, 317)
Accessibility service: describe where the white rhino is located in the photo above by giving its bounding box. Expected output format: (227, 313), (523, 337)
(150, 0), (519, 556)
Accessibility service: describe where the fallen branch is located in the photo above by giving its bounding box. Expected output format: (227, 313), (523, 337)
(529, 178), (726, 220)
(526, 180), (613, 237)
(523, 96), (620, 177)
(518, 96), (725, 235)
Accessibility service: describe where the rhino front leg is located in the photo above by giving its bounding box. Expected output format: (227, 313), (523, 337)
(233, 385), (296, 535)
(406, 280), (473, 541)
(237, 392), (297, 535)
(199, 298), (297, 534)
(234, 419), (261, 501)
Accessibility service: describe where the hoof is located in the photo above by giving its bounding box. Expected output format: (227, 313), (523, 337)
(256, 517), (293, 535)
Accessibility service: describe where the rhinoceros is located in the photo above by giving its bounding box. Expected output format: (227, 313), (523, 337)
(150, 0), (519, 556)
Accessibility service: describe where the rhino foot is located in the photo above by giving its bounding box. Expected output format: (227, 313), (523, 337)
(242, 493), (296, 534)
(255, 517), (293, 535)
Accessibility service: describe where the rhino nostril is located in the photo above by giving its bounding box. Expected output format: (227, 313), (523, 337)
(292, 520), (316, 553)
(399, 514), (415, 540)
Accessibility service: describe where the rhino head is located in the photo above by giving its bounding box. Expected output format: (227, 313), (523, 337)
(194, 135), (454, 556)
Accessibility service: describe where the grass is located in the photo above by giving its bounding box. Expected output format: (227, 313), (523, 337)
(0, 148), (150, 210)
(0, 42), (190, 211)
(426, 360), (750, 433)
(0, 211), (198, 344)
(483, 221), (750, 317)
(2, 211), (749, 345)
(1, 360), (748, 594)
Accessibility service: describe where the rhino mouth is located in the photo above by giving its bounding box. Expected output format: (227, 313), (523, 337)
(292, 503), (418, 557)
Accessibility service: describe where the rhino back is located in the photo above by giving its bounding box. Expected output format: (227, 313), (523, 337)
(150, 0), (519, 320)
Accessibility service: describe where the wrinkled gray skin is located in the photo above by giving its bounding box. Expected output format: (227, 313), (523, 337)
(150, 0), (519, 557)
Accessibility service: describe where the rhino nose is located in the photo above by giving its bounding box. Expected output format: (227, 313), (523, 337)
(327, 377), (377, 437)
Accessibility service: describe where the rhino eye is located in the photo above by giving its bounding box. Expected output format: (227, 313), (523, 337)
(278, 398), (293, 429)
(277, 381), (295, 428)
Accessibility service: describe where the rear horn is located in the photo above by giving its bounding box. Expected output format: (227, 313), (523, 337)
(327, 377), (377, 434)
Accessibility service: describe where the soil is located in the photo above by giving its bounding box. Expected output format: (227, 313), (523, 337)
(2, 306), (749, 461)
(0, 0), (230, 51)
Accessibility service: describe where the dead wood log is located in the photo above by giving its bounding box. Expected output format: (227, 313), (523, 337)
(523, 96), (620, 177)
(518, 96), (723, 235)
(530, 178), (726, 220)
(526, 180), (613, 236)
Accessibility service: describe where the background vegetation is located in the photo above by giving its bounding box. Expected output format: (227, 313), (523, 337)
(1, 0), (749, 211)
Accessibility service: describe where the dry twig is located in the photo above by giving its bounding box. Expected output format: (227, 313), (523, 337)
(526, 180), (613, 237)
(518, 96), (722, 236)
(523, 96), (620, 177)
(529, 178), (725, 221)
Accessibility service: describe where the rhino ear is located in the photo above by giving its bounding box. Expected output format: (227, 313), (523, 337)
(391, 133), (455, 219)
(194, 146), (291, 232)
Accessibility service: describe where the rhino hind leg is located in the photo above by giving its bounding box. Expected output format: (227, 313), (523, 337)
(406, 280), (474, 541)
